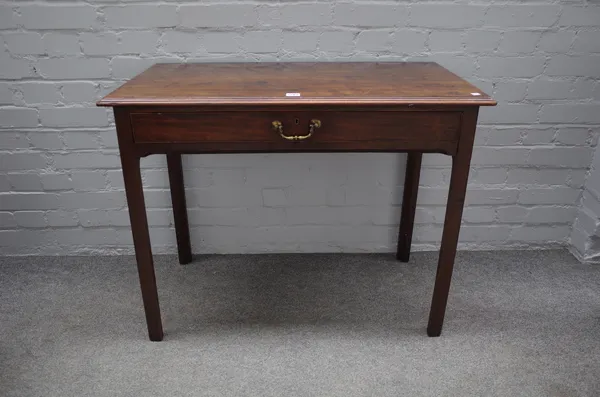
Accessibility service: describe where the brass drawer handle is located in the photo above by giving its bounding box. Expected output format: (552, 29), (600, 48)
(272, 119), (321, 141)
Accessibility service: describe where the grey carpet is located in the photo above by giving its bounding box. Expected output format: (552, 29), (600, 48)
(1, 250), (599, 397)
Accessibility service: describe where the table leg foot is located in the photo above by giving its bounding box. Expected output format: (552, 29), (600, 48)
(426, 325), (442, 337)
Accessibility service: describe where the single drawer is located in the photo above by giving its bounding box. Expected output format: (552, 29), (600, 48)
(130, 110), (462, 152)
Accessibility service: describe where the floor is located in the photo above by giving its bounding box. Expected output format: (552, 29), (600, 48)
(1, 250), (599, 397)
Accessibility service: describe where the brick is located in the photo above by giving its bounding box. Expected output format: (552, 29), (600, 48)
(497, 32), (542, 55)
(42, 32), (81, 56)
(478, 57), (545, 78)
(46, 210), (77, 227)
(0, 212), (17, 228)
(14, 211), (47, 228)
(569, 170), (587, 189)
(181, 4), (256, 28)
(110, 57), (156, 79)
(506, 169), (537, 184)
(464, 30), (502, 53)
(162, 31), (202, 53)
(0, 53), (32, 79)
(40, 108), (108, 128)
(519, 187), (580, 205)
(61, 82), (98, 104)
(484, 128), (521, 145)
(559, 6), (600, 27)
(539, 104), (600, 124)
(497, 206), (527, 223)
(573, 31), (600, 53)
(522, 129), (555, 145)
(0, 230), (51, 251)
(546, 55), (600, 77)
(429, 31), (463, 53)
(428, 54), (476, 76)
(1, 154), (46, 172)
(537, 31), (575, 53)
(203, 33), (241, 53)
(261, 4), (331, 27)
(411, 5), (485, 28)
(242, 31), (281, 53)
(4, 33), (44, 55)
(187, 187), (262, 208)
(484, 5), (560, 28)
(53, 153), (120, 169)
(118, 31), (159, 54)
(77, 209), (109, 227)
(509, 226), (569, 242)
(80, 33), (119, 55)
(335, 4), (407, 27)
(470, 168), (507, 184)
(104, 5), (177, 28)
(52, 229), (118, 246)
(140, 170), (170, 189)
(19, 82), (59, 105)
(71, 171), (106, 191)
(62, 132), (98, 150)
(19, 5), (98, 29)
(206, 168), (245, 186)
(36, 58), (110, 79)
(8, 173), (43, 191)
(460, 225), (511, 242)
(527, 206), (576, 224)
(140, 190), (170, 208)
(465, 188), (519, 205)
(0, 132), (27, 149)
(0, 193), (59, 210)
(391, 30), (427, 54)
(0, 83), (13, 104)
(0, 5), (17, 29)
(554, 128), (590, 146)
(29, 132), (63, 150)
(494, 81), (527, 102)
(41, 173), (72, 191)
(262, 188), (287, 207)
(471, 147), (530, 165)
(42, 33), (80, 56)
(59, 192), (126, 210)
(529, 147), (593, 168)
(479, 104), (539, 125)
(419, 169), (448, 187)
(527, 80), (578, 100)
(463, 207), (496, 224)
(106, 170), (124, 189)
(320, 32), (355, 53)
(0, 108), (38, 128)
(356, 31), (391, 52)
(282, 32), (319, 52)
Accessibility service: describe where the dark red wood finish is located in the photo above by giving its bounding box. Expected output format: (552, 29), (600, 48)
(99, 62), (495, 341)
(167, 154), (192, 265)
(396, 153), (423, 262)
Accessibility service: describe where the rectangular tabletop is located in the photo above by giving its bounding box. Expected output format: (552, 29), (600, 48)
(97, 62), (496, 107)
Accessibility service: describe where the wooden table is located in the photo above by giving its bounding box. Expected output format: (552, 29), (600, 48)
(98, 62), (496, 341)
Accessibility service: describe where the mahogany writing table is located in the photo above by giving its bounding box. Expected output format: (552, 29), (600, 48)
(97, 62), (496, 341)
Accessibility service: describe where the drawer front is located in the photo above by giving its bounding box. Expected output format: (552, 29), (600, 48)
(130, 111), (462, 152)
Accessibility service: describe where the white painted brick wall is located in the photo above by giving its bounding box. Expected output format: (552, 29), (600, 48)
(1, 0), (600, 256)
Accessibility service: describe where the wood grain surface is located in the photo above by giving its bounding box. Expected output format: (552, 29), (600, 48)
(97, 62), (496, 106)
